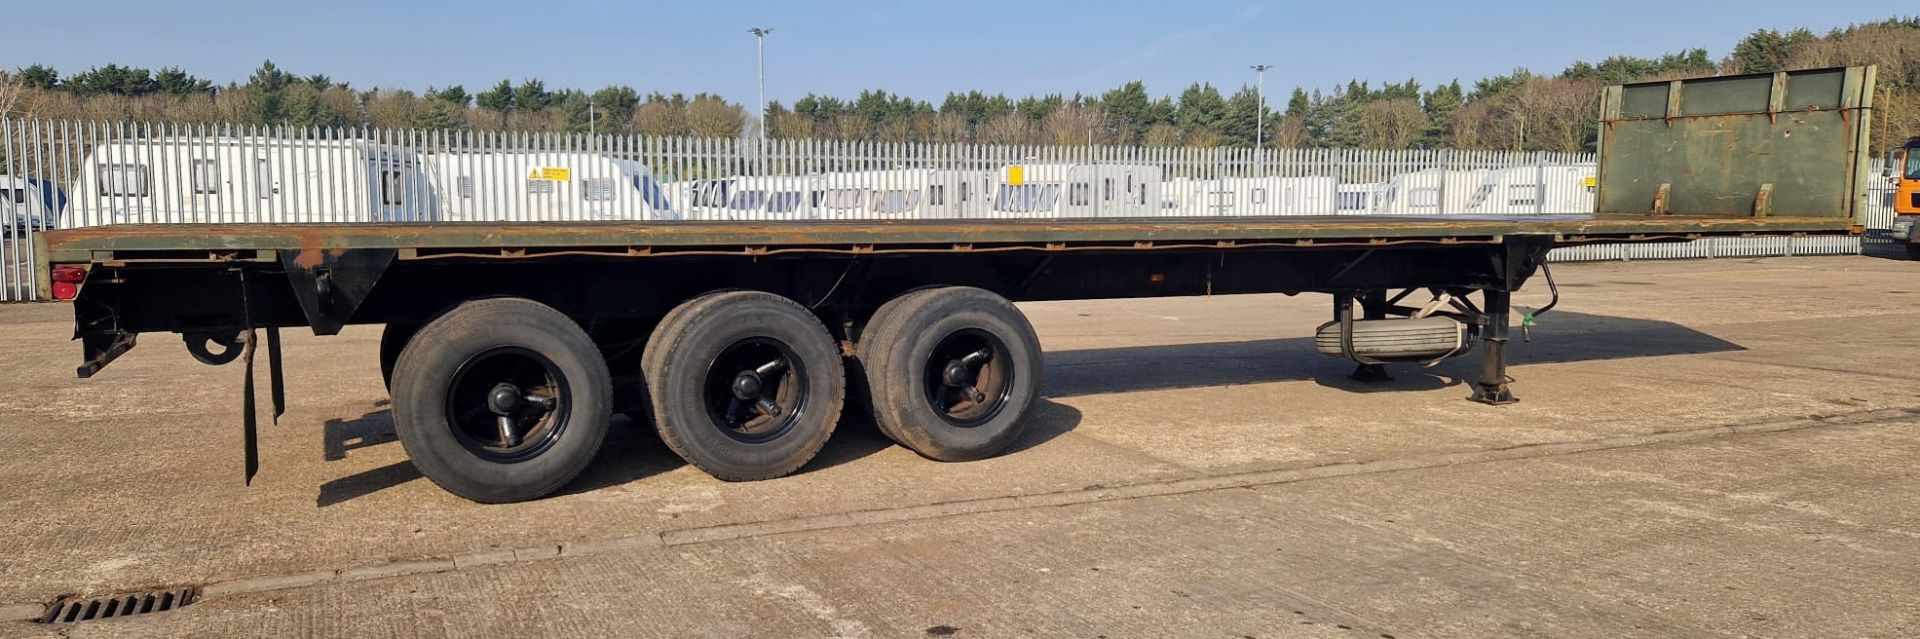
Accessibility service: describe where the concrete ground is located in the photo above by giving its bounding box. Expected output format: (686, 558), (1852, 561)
(0, 254), (1916, 638)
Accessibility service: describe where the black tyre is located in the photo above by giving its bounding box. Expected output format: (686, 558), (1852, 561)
(857, 286), (1042, 461)
(390, 298), (611, 503)
(642, 291), (845, 481)
(380, 322), (419, 391)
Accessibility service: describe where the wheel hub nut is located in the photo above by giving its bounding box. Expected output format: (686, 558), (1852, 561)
(942, 361), (971, 387)
(487, 383), (523, 415)
(732, 373), (763, 400)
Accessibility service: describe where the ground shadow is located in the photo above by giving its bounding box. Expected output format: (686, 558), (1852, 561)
(799, 396), (1083, 474)
(1045, 310), (1745, 398)
(316, 459), (421, 508)
(555, 414), (687, 497)
(322, 408), (397, 462)
(316, 405), (418, 507)
(312, 310), (1736, 505)
(1860, 239), (1915, 262)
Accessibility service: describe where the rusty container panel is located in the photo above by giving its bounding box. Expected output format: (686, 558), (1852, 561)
(1596, 66), (1875, 221)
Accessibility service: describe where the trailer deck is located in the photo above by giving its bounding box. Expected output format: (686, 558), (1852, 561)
(37, 213), (1857, 263)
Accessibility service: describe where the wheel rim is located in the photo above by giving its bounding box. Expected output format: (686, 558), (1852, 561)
(444, 347), (571, 463)
(702, 337), (808, 443)
(921, 328), (1013, 427)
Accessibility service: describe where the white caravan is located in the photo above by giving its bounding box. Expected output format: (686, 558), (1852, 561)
(812, 169), (994, 221)
(1335, 182), (1386, 215)
(431, 153), (676, 222)
(1161, 176), (1339, 216)
(992, 164), (1162, 218)
(695, 174), (815, 221)
(689, 169), (995, 221)
(64, 137), (438, 226)
(1373, 169), (1490, 215)
(1, 175), (61, 230)
(1460, 164), (1597, 215)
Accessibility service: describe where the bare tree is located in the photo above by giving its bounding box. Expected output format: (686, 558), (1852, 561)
(1270, 115), (1310, 149)
(686, 97), (745, 139)
(1357, 99), (1428, 149)
(978, 112), (1030, 145)
(0, 72), (26, 119)
(1141, 123), (1183, 147)
(632, 100), (687, 137)
(768, 110), (815, 140)
(1040, 104), (1107, 146)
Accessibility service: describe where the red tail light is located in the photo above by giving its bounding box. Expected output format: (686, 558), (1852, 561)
(50, 266), (87, 301)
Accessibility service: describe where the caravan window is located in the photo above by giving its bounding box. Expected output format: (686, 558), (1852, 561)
(527, 179), (555, 195)
(98, 164), (150, 197)
(190, 160), (220, 195)
(1250, 188), (1267, 205)
(958, 182), (971, 203)
(1337, 191), (1370, 211)
(927, 184), (946, 207)
(728, 190), (769, 210)
(256, 159), (273, 199)
(1103, 178), (1113, 201)
(583, 177), (616, 202)
(457, 176), (474, 199)
(1507, 184), (1536, 208)
(1208, 190), (1234, 207)
(816, 188), (865, 209)
(1068, 182), (1091, 206)
(1466, 184), (1495, 208)
(5, 188), (25, 205)
(766, 191), (804, 213)
(871, 189), (922, 214)
(994, 184), (1059, 213)
(382, 170), (406, 205)
(1409, 187), (1440, 208)
(694, 181), (731, 207)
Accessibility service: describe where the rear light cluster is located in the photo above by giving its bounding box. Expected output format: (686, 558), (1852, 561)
(50, 266), (87, 301)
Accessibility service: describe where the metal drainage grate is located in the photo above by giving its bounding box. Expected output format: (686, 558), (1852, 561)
(39, 587), (198, 624)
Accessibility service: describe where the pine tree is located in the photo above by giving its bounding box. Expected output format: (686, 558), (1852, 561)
(1420, 80), (1464, 147)
(16, 64), (58, 90)
(1221, 85), (1267, 147)
(1175, 83), (1225, 135)
(1101, 80), (1152, 143)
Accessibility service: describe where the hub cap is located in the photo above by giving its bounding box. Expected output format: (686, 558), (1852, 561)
(445, 347), (570, 462)
(922, 329), (1013, 427)
(703, 338), (807, 442)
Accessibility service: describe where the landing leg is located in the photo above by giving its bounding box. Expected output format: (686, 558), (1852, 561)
(1470, 288), (1516, 405)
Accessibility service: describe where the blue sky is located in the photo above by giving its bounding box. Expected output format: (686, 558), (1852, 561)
(6, 1), (1900, 104)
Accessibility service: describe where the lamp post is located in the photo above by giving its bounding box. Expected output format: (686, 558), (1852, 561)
(1250, 64), (1271, 177)
(748, 27), (774, 146)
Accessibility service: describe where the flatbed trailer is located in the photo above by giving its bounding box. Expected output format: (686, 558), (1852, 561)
(34, 67), (1878, 502)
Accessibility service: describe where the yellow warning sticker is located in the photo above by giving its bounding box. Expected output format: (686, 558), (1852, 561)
(1007, 165), (1024, 185)
(528, 167), (571, 182)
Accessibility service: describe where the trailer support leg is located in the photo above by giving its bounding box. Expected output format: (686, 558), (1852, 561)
(1348, 289), (1392, 382)
(1470, 288), (1516, 405)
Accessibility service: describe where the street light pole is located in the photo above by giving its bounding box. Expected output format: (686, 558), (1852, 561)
(748, 27), (773, 146)
(1250, 64), (1271, 177)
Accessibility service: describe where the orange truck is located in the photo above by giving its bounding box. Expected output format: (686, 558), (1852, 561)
(1888, 136), (1920, 258)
